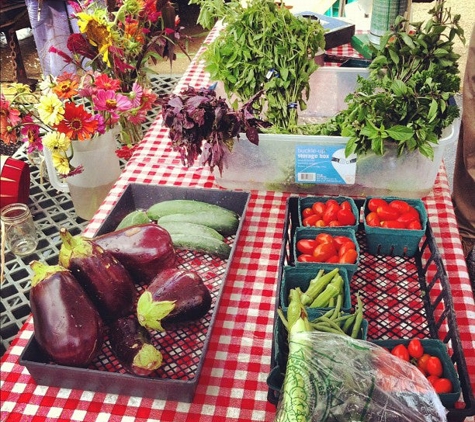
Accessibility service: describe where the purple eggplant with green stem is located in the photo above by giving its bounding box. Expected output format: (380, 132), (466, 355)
(29, 261), (104, 367)
(137, 268), (212, 331)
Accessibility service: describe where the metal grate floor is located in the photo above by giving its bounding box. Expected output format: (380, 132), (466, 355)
(0, 75), (182, 356)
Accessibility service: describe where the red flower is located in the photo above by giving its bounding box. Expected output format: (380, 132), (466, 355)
(55, 102), (99, 141)
(67, 33), (98, 60)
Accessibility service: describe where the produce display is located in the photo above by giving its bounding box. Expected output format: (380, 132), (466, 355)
(28, 199), (240, 379)
(365, 197), (423, 229)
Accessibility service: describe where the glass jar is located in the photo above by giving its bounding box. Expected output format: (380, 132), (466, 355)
(1, 203), (38, 256)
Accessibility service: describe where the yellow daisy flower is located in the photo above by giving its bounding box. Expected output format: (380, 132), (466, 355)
(37, 93), (65, 126)
(42, 131), (71, 153)
(51, 152), (71, 175)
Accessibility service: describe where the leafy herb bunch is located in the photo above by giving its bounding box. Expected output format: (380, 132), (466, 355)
(191, 0), (325, 131)
(305, 1), (465, 160)
(160, 86), (270, 175)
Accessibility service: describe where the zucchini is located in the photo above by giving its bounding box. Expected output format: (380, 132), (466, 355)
(156, 211), (239, 237)
(158, 221), (224, 241)
(169, 233), (231, 259)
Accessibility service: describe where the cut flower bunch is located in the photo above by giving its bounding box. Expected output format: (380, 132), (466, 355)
(1, 0), (185, 175)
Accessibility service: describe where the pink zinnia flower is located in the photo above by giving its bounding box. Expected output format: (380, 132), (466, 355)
(0, 95), (21, 127)
(129, 82), (143, 109)
(93, 90), (132, 123)
(95, 74), (121, 92)
(21, 115), (43, 152)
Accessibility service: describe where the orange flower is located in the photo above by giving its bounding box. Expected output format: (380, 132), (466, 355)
(55, 102), (98, 141)
(53, 73), (80, 100)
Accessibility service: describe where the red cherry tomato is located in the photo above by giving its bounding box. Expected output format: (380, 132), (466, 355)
(328, 220), (341, 227)
(339, 248), (358, 264)
(297, 254), (318, 263)
(417, 353), (431, 375)
(340, 200), (353, 212)
(388, 199), (411, 214)
(381, 220), (407, 229)
(407, 338), (424, 359)
(312, 242), (337, 262)
(377, 205), (400, 221)
(315, 233), (334, 245)
(391, 344), (410, 361)
(432, 377), (453, 394)
(426, 356), (443, 377)
(303, 214), (320, 227)
(325, 199), (340, 209)
(296, 239), (317, 255)
(427, 375), (440, 386)
(338, 241), (356, 258)
(337, 208), (356, 226)
(368, 198), (388, 212)
(407, 220), (423, 230)
(333, 235), (354, 249)
(365, 211), (381, 227)
(397, 211), (420, 225)
(323, 207), (339, 225)
(315, 219), (326, 227)
(312, 202), (326, 216)
(302, 207), (314, 219)
(326, 255), (340, 263)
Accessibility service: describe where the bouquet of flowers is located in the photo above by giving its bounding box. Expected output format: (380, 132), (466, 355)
(0, 0), (185, 176)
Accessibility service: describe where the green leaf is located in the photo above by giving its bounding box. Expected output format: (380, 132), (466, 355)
(391, 80), (407, 96)
(428, 99), (438, 123)
(386, 125), (414, 141)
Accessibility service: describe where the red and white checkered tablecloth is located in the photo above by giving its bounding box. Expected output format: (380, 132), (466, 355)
(2, 23), (475, 422)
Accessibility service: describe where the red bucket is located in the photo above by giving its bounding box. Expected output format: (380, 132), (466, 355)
(0, 156), (30, 209)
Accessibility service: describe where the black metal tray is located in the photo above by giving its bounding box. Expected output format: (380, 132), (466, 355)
(20, 183), (250, 402)
(267, 197), (475, 422)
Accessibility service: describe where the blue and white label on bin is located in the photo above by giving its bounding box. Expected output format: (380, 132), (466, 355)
(295, 145), (357, 184)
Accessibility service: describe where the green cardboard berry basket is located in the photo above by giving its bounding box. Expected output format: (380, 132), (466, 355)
(279, 265), (352, 320)
(371, 338), (461, 408)
(363, 196), (428, 257)
(293, 226), (360, 279)
(298, 195), (359, 230)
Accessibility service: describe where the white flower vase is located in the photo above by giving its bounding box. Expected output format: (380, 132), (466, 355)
(44, 130), (121, 220)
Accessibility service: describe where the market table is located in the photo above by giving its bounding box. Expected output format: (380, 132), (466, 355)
(2, 24), (475, 422)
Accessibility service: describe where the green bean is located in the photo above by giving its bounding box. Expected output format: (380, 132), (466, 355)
(350, 294), (365, 339)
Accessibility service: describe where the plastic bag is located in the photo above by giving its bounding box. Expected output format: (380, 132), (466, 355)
(275, 332), (447, 422)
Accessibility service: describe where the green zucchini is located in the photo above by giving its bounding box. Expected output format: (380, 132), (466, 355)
(158, 221), (224, 241)
(156, 211), (239, 237)
(169, 233), (231, 259)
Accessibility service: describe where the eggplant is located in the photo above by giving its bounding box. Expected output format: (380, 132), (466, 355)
(29, 261), (104, 367)
(137, 268), (212, 331)
(58, 228), (136, 322)
(109, 316), (163, 377)
(94, 223), (176, 285)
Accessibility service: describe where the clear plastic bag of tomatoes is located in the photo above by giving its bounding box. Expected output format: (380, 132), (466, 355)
(275, 332), (447, 422)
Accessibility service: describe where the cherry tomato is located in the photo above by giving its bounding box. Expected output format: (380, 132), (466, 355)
(407, 220), (423, 230)
(328, 220), (341, 227)
(376, 205), (400, 221)
(397, 211), (420, 225)
(417, 353), (431, 375)
(339, 248), (358, 264)
(365, 211), (381, 227)
(338, 241), (356, 258)
(303, 214), (320, 227)
(315, 233), (334, 245)
(323, 207), (339, 225)
(296, 239), (317, 255)
(407, 338), (424, 359)
(427, 375), (440, 386)
(333, 235), (354, 249)
(312, 242), (337, 262)
(312, 202), (326, 216)
(391, 344), (410, 361)
(297, 254), (318, 263)
(433, 377), (453, 394)
(315, 219), (326, 227)
(368, 198), (388, 212)
(426, 356), (443, 377)
(381, 220), (407, 229)
(337, 208), (356, 226)
(340, 200), (353, 212)
(302, 207), (314, 219)
(326, 255), (340, 263)
(388, 199), (411, 214)
(325, 199), (340, 209)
